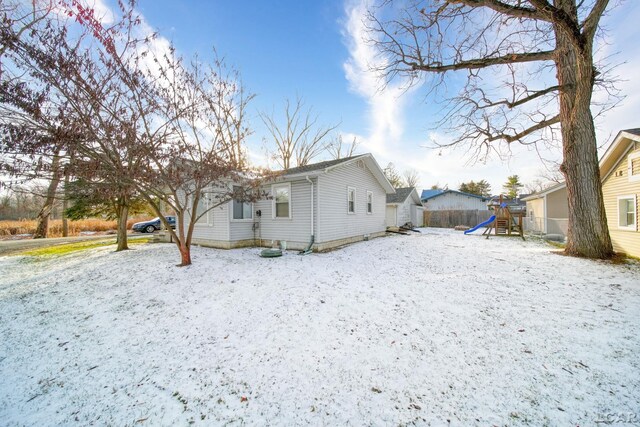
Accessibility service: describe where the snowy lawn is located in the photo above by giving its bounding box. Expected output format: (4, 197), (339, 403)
(0, 228), (639, 426)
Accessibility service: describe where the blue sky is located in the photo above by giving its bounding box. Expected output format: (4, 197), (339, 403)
(98, 0), (639, 194)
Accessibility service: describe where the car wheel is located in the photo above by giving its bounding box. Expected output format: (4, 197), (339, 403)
(145, 225), (156, 233)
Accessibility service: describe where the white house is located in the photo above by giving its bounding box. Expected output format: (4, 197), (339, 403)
(421, 189), (489, 211)
(189, 154), (395, 252)
(386, 187), (424, 227)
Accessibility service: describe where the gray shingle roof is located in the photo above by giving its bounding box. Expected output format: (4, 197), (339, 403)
(280, 155), (364, 176)
(386, 187), (415, 204)
(624, 128), (640, 136)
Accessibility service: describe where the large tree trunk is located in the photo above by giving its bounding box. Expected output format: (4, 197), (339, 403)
(115, 198), (129, 251)
(33, 152), (63, 239)
(554, 0), (613, 259)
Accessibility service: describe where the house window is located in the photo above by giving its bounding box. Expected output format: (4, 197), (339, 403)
(232, 186), (253, 220)
(529, 209), (534, 222)
(618, 196), (636, 230)
(196, 192), (213, 225)
(366, 191), (373, 214)
(629, 152), (640, 182)
(273, 183), (291, 218)
(347, 187), (356, 214)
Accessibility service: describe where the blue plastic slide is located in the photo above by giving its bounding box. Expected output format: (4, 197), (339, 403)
(464, 215), (496, 235)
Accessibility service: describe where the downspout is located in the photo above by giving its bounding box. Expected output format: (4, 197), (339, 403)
(300, 176), (315, 254)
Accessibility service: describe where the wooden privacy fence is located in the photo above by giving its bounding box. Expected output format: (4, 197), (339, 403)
(423, 209), (493, 228)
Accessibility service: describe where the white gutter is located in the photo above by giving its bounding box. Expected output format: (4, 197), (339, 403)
(306, 176), (314, 236)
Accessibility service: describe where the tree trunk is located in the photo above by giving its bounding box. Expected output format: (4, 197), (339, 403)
(115, 199), (129, 251)
(554, 1), (613, 258)
(62, 172), (69, 237)
(33, 153), (63, 239)
(178, 243), (191, 266)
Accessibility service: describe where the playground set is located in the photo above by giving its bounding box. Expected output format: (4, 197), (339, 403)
(464, 195), (525, 240)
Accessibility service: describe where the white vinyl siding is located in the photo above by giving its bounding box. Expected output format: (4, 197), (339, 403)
(397, 198), (412, 226)
(190, 193), (230, 242)
(195, 192), (213, 226)
(618, 195), (637, 230)
(347, 187), (356, 214)
(254, 179), (315, 247)
(318, 161), (387, 243)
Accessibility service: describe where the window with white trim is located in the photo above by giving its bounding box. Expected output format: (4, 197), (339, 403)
(366, 191), (373, 214)
(196, 192), (213, 225)
(273, 183), (291, 218)
(618, 195), (637, 230)
(629, 151), (640, 182)
(232, 186), (253, 220)
(347, 187), (356, 214)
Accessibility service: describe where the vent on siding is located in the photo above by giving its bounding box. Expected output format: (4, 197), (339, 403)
(356, 159), (365, 169)
(632, 157), (640, 176)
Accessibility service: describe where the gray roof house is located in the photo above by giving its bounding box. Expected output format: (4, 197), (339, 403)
(386, 187), (424, 227)
(189, 153), (395, 252)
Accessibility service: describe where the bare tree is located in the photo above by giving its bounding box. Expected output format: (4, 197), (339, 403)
(367, 0), (615, 258)
(327, 134), (360, 159)
(0, 0), (55, 59)
(132, 50), (267, 266)
(403, 169), (420, 188)
(261, 96), (339, 169)
(1, 0), (267, 264)
(383, 162), (405, 188)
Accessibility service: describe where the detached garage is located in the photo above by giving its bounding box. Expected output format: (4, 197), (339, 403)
(386, 187), (425, 227)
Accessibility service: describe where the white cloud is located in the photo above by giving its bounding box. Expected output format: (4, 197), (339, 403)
(342, 0), (416, 158)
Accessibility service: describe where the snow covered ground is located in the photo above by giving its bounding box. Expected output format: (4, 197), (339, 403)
(0, 228), (639, 426)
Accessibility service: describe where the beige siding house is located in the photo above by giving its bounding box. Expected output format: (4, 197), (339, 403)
(600, 129), (640, 258)
(521, 128), (640, 257)
(522, 183), (569, 236)
(190, 154), (395, 252)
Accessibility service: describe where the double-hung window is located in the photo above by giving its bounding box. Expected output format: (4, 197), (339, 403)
(366, 191), (373, 214)
(618, 195), (637, 230)
(232, 186), (253, 220)
(347, 187), (356, 214)
(273, 183), (291, 218)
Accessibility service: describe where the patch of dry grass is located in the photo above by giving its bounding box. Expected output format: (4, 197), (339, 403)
(0, 217), (152, 238)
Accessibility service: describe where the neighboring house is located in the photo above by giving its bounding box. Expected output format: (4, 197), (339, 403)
(189, 154), (395, 252)
(600, 128), (640, 258)
(522, 183), (568, 236)
(421, 189), (489, 211)
(386, 187), (424, 227)
(521, 128), (639, 257)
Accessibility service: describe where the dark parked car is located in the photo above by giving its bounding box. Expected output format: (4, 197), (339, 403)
(132, 216), (176, 233)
